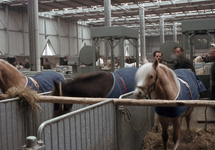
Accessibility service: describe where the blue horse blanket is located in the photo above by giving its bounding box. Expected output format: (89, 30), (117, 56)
(105, 67), (138, 98)
(26, 71), (65, 93)
(155, 69), (206, 118)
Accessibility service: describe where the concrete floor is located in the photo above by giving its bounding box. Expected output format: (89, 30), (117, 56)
(181, 106), (215, 129)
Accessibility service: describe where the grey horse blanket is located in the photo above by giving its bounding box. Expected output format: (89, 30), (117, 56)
(105, 67), (138, 98)
(155, 69), (206, 118)
(26, 71), (65, 93)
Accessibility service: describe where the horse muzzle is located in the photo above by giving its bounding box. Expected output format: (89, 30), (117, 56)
(134, 88), (146, 99)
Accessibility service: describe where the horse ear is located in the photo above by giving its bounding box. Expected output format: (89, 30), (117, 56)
(152, 59), (159, 70)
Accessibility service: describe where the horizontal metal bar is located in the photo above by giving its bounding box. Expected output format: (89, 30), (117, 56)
(37, 99), (114, 140)
(119, 91), (134, 99)
(0, 91), (52, 103)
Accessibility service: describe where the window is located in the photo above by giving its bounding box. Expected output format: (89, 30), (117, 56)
(42, 41), (56, 56)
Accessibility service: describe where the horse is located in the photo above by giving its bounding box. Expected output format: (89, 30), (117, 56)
(51, 67), (138, 117)
(0, 59), (65, 106)
(134, 59), (206, 150)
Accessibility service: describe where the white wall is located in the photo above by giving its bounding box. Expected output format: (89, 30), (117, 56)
(0, 8), (92, 57)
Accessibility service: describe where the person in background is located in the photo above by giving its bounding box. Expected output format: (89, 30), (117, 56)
(205, 54), (211, 63)
(202, 54), (206, 62)
(24, 59), (30, 69)
(96, 55), (104, 68)
(208, 48), (215, 100)
(43, 59), (52, 69)
(107, 56), (111, 69)
(153, 50), (169, 67)
(173, 46), (195, 73)
(63, 57), (68, 66)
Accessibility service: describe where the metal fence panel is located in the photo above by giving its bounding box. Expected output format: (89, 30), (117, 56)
(116, 92), (154, 150)
(0, 92), (53, 150)
(38, 100), (116, 150)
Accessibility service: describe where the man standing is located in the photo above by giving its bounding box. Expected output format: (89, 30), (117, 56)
(153, 50), (169, 67)
(63, 57), (68, 66)
(173, 46), (195, 73)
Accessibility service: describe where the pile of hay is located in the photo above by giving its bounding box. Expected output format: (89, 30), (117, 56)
(0, 86), (39, 111)
(142, 127), (215, 150)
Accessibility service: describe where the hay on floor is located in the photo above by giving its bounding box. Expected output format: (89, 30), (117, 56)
(142, 126), (215, 150)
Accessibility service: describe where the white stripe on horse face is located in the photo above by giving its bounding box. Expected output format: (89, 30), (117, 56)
(135, 63), (154, 87)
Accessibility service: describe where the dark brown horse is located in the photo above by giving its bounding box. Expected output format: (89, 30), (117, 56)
(134, 59), (206, 150)
(51, 67), (138, 117)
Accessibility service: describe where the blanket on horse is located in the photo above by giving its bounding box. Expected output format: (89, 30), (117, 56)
(26, 71), (65, 93)
(155, 69), (206, 118)
(105, 67), (138, 98)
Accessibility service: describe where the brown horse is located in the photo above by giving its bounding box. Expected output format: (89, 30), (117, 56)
(0, 59), (65, 98)
(51, 67), (138, 117)
(134, 59), (206, 150)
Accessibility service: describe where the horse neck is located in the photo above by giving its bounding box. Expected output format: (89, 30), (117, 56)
(155, 65), (179, 100)
(0, 61), (26, 93)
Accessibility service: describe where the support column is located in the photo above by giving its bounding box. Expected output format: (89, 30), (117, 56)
(104, 0), (111, 62)
(190, 34), (195, 62)
(76, 21), (79, 55)
(159, 16), (165, 45)
(135, 39), (139, 68)
(120, 37), (124, 68)
(68, 19), (71, 55)
(173, 23), (177, 43)
(28, 0), (40, 71)
(92, 38), (96, 72)
(44, 15), (47, 39)
(139, 7), (146, 61)
(110, 39), (114, 72)
(6, 5), (10, 55)
(182, 32), (186, 56)
(22, 12), (25, 55)
(58, 17), (61, 56)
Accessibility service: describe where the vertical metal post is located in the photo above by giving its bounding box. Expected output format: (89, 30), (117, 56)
(76, 21), (79, 55)
(120, 37), (124, 68)
(182, 32), (186, 56)
(110, 39), (114, 72)
(190, 34), (194, 62)
(135, 39), (139, 68)
(104, 0), (111, 62)
(58, 17), (61, 56)
(92, 38), (96, 72)
(159, 16), (165, 45)
(173, 23), (177, 43)
(68, 19), (71, 55)
(139, 7), (146, 61)
(28, 0), (40, 71)
(22, 12), (25, 55)
(44, 15), (47, 39)
(6, 5), (10, 55)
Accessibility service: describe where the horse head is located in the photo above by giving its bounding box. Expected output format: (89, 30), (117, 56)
(134, 59), (159, 99)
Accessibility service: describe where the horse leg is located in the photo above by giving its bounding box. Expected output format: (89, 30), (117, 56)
(173, 118), (182, 150)
(159, 116), (169, 150)
(154, 113), (160, 132)
(185, 107), (193, 130)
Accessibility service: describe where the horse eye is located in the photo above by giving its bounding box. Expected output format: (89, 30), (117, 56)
(150, 75), (153, 79)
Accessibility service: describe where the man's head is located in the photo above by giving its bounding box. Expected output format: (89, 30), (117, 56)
(208, 48), (215, 61)
(153, 51), (163, 63)
(174, 46), (184, 56)
(63, 57), (67, 61)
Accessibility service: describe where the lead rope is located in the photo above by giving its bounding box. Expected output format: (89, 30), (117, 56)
(119, 106), (149, 131)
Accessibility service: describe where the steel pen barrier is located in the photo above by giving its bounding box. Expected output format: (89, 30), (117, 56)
(37, 99), (116, 150)
(0, 91), (53, 150)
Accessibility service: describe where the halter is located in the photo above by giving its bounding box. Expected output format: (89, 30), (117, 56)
(136, 70), (158, 99)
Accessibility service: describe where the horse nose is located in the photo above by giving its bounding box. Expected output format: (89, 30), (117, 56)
(134, 89), (144, 99)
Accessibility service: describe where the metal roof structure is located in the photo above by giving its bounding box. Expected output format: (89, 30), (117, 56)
(1, 0), (215, 36)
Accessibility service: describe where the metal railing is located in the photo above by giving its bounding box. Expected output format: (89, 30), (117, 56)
(37, 99), (116, 150)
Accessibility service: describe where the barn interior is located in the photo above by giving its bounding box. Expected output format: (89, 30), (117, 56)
(0, 0), (215, 150)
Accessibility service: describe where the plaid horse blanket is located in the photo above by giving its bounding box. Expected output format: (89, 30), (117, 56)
(155, 69), (206, 118)
(105, 67), (138, 98)
(26, 71), (65, 93)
